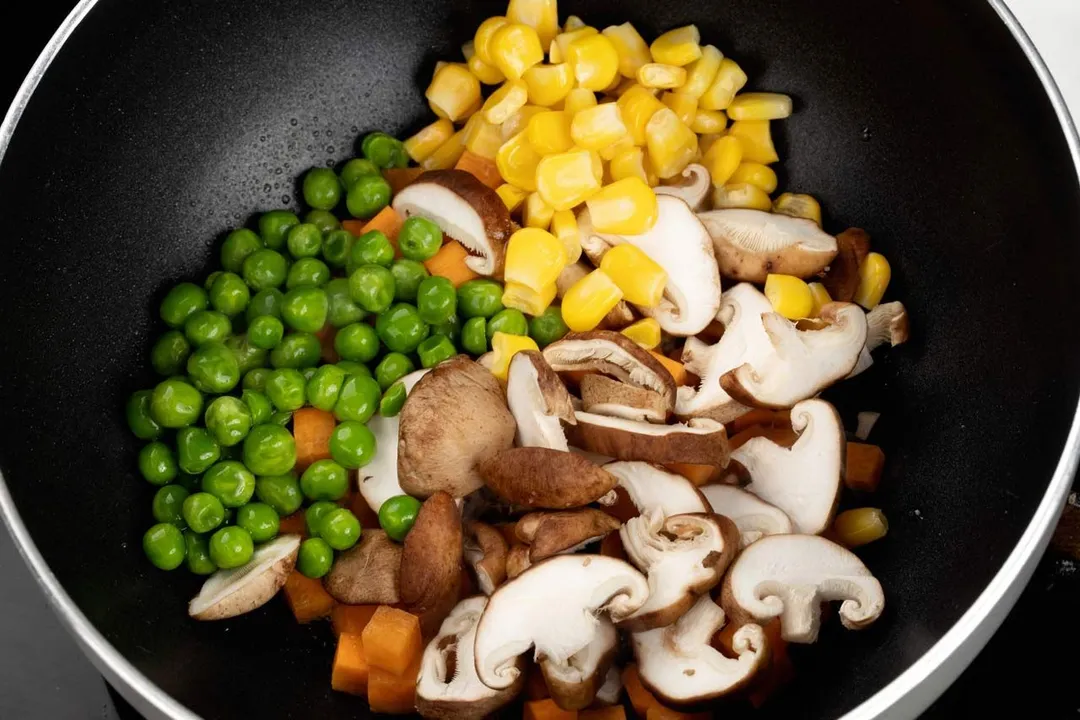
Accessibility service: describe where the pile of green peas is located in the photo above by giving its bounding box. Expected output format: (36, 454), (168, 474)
(131, 131), (571, 582)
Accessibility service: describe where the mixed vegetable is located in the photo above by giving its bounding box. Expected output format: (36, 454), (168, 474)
(128, 1), (912, 716)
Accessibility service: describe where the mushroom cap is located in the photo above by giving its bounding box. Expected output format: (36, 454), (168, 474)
(393, 169), (513, 276)
(822, 228), (871, 302)
(699, 484), (793, 548)
(720, 302), (868, 409)
(506, 351), (575, 451)
(697, 208), (838, 283)
(543, 331), (677, 409)
(516, 508), (622, 561)
(505, 544), (532, 579)
(323, 529), (402, 604)
(632, 596), (767, 707)
(732, 399), (844, 535)
(360, 369), (430, 514)
(473, 554), (650, 690)
(540, 617), (618, 710)
(399, 356), (517, 498)
(479, 448), (619, 509)
(619, 512), (739, 631)
(567, 412), (730, 467)
(654, 163), (711, 212)
(416, 596), (525, 720)
(188, 534), (299, 620)
(603, 461), (709, 517)
(464, 522), (509, 596)
(720, 533), (885, 643)
(580, 374), (669, 424)
(865, 300), (910, 351)
(401, 492), (464, 634)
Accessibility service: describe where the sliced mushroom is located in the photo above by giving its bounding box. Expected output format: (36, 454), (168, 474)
(556, 263), (634, 330)
(393, 170), (513, 276)
(720, 534), (885, 643)
(401, 492), (464, 634)
(580, 374), (669, 423)
(324, 529), (402, 605)
(697, 208), (838, 283)
(516, 508), (622, 561)
(604, 461), (709, 517)
(479, 448), (618, 509)
(189, 534), (299, 620)
(417, 596), (524, 720)
(543, 331), (677, 410)
(506, 544), (532, 579)
(399, 356), (517, 498)
(360, 369), (430, 514)
(846, 346), (874, 379)
(567, 412), (730, 467)
(632, 596), (767, 706)
(699, 485), (793, 548)
(821, 228), (871, 302)
(464, 522), (508, 596)
(654, 163), (711, 211)
(619, 513), (738, 631)
(473, 555), (650, 691)
(540, 617), (618, 710)
(720, 303), (868, 409)
(594, 666), (623, 706)
(865, 301), (910, 351)
(506, 351), (575, 451)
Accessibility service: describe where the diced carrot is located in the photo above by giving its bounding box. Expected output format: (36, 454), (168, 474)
(622, 665), (658, 717)
(278, 512), (307, 536)
(316, 324), (339, 364)
(293, 407), (336, 471)
(342, 220), (366, 236)
(845, 442), (886, 492)
(331, 633), (369, 696)
(525, 663), (550, 700)
(599, 531), (627, 562)
(646, 706), (709, 720)
(580, 708), (625, 720)
(424, 239), (480, 287)
(383, 167), (425, 195)
(283, 571), (335, 623)
(355, 206), (406, 244)
(665, 462), (720, 487)
(455, 149), (503, 189)
(729, 424), (798, 450)
(332, 605), (381, 638)
(727, 409), (791, 435)
(361, 606), (423, 676)
(525, 698), (578, 720)
(649, 351), (688, 386)
(368, 654), (421, 714)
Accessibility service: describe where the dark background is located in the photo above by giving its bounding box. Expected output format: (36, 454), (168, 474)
(0, 2), (1078, 718)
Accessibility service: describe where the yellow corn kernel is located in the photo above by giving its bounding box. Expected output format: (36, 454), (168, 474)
(562, 270), (624, 332)
(468, 54), (506, 85)
(523, 192), (555, 230)
(764, 274), (813, 319)
(420, 129), (466, 170)
(607, 77), (639, 99)
(586, 177), (659, 237)
(616, 86), (666, 146)
(501, 105), (546, 142)
(523, 63), (574, 107)
(727, 92), (794, 121)
(564, 15), (586, 32)
(504, 227), (568, 291)
(609, 146), (650, 185)
(496, 183), (528, 212)
(729, 162), (778, 193)
(563, 87), (598, 118)
(637, 63), (687, 90)
(463, 113), (503, 159)
(602, 22), (652, 79)
(457, 95), (483, 123)
(535, 149), (603, 211)
(548, 39), (563, 64)
(854, 253), (891, 310)
(502, 281), (558, 316)
(661, 92), (698, 127)
(474, 16), (509, 65)
(650, 25), (701, 67)
(833, 508), (889, 548)
(550, 210), (583, 264)
(490, 331), (541, 380)
(681, 45), (723, 99)
(702, 135), (743, 186)
(690, 109), (727, 135)
(483, 80), (529, 124)
(699, 58), (748, 111)
(403, 118), (455, 163)
(712, 182), (772, 211)
(620, 317), (662, 349)
(807, 282), (832, 318)
(496, 131), (543, 192)
(426, 64), (482, 122)
(598, 134), (635, 162)
(645, 108), (698, 179)
(490, 23), (545, 80)
(728, 119), (779, 164)
(598, 242), (667, 306)
(552, 27), (598, 62)
(526, 110), (573, 155)
(697, 132), (722, 156)
(570, 103), (628, 151)
(567, 34), (620, 92)
(773, 192), (822, 226)
(507, 0), (559, 48)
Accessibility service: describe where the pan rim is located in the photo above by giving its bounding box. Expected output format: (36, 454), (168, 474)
(0, 1), (1077, 719)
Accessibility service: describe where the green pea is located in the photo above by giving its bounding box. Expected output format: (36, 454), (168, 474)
(221, 228), (263, 273)
(150, 379), (203, 428)
(127, 390), (163, 440)
(301, 367), (318, 382)
(376, 303), (430, 353)
(378, 495), (422, 542)
(202, 461), (256, 508)
(160, 283), (209, 328)
(416, 276), (457, 325)
(225, 334), (268, 376)
(184, 530), (217, 575)
(305, 500), (338, 536)
(248, 315), (285, 349)
(243, 424), (297, 476)
(346, 174), (391, 219)
(374, 352), (415, 390)
(362, 132), (409, 169)
(320, 508), (362, 551)
(281, 287), (329, 333)
(334, 374), (382, 423)
(208, 272), (251, 316)
(187, 342), (241, 394)
(303, 167), (343, 211)
(334, 322), (380, 362)
(430, 314), (461, 343)
(243, 368), (272, 392)
(461, 316), (488, 355)
(300, 459), (349, 501)
(270, 332), (321, 369)
(286, 257), (331, 290)
(379, 381), (407, 418)
(236, 502), (280, 543)
(305, 209), (340, 235)
(337, 360), (372, 378)
(307, 365), (347, 411)
(139, 442), (177, 485)
(398, 217), (443, 261)
(270, 411), (293, 426)
(528, 305), (570, 348)
(209, 526), (254, 569)
(152, 484), (190, 528)
(265, 369), (307, 411)
(339, 158), (380, 189)
(255, 473), (303, 516)
(176, 426), (220, 474)
(203, 396), (252, 448)
(486, 308), (528, 340)
(247, 288), (284, 323)
(390, 259), (429, 302)
(350, 230), (394, 269)
(329, 420), (377, 469)
(184, 310), (231, 347)
(259, 210), (300, 250)
(323, 229), (354, 268)
(297, 537), (334, 578)
(243, 249), (288, 291)
(457, 279), (505, 319)
(286, 222), (323, 259)
(151, 331), (191, 376)
(241, 390), (273, 427)
(349, 264), (396, 314)
(418, 334), (457, 368)
(143, 523), (186, 570)
(182, 492), (226, 533)
(325, 277), (367, 327)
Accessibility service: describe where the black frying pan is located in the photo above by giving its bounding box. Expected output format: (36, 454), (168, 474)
(1, 0), (1079, 718)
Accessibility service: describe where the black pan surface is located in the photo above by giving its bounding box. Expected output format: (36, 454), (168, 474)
(0, 0), (1078, 717)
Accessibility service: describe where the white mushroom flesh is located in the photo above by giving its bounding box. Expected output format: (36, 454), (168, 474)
(359, 370), (429, 514)
(700, 484), (793, 548)
(603, 461), (708, 517)
(865, 301), (910, 351)
(188, 535), (300, 620)
(506, 352), (573, 451)
(543, 333), (676, 408)
(697, 208), (838, 282)
(540, 616), (617, 708)
(594, 666), (623, 706)
(654, 163), (711, 212)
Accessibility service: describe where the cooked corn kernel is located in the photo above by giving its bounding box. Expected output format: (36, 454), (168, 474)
(637, 63), (687, 90)
(504, 227), (568, 291)
(727, 92), (793, 121)
(501, 105), (545, 141)
(586, 177), (659, 236)
(561, 270), (624, 332)
(607, 77), (639, 99)
(564, 15), (586, 32)
(548, 39), (564, 64)
(552, 27), (598, 63)
(729, 162), (778, 193)
(474, 16), (509, 65)
(458, 95), (483, 123)
(535, 149), (604, 210)
(702, 135), (743, 186)
(468, 54), (506, 85)
(854, 252), (891, 310)
(506, 0), (559, 48)
(502, 281), (558, 316)
(728, 119), (780, 164)
(463, 113), (503, 159)
(495, 131), (543, 191)
(690, 109), (727, 135)
(426, 64), (482, 122)
(563, 87), (599, 117)
(650, 25), (702, 67)
(807, 282), (832, 317)
(404, 118), (455, 163)
(599, 241), (667, 306)
(490, 23), (545, 80)
(617, 85), (666, 145)
(570, 103), (628, 150)
(712, 182), (772, 211)
(681, 45), (723, 99)
(523, 191), (555, 229)
(833, 508), (889, 548)
(764, 274), (813, 319)
(526, 110), (574, 155)
(602, 22), (652, 79)
(598, 134), (636, 162)
(773, 192), (823, 226)
(496, 183), (528, 212)
(621, 317), (662, 349)
(483, 80), (529, 124)
(661, 92), (698, 126)
(523, 63), (574, 107)
(567, 34), (620, 92)
(421, 129), (467, 170)
(550, 209), (583, 264)
(645, 108), (698, 179)
(490, 331), (541, 380)
(609, 146), (650, 184)
(697, 132), (721, 156)
(699, 58), (747, 111)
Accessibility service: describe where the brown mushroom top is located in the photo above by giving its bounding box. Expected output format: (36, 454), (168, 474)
(543, 331), (677, 409)
(516, 508), (623, 560)
(479, 448), (619, 509)
(324, 530), (402, 605)
(401, 492), (463, 635)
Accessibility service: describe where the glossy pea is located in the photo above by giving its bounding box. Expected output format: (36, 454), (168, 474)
(418, 334), (456, 368)
(390, 259), (429, 302)
(150, 331), (191, 376)
(184, 530), (217, 575)
(348, 264), (396, 314)
(305, 500), (338, 537)
(378, 495), (422, 542)
(221, 228), (263, 273)
(301, 367), (318, 382)
(243, 368), (272, 392)
(202, 461), (256, 508)
(143, 523), (186, 570)
(255, 473), (303, 516)
(378, 381), (407, 417)
(398, 216), (443, 261)
(361, 132), (409, 169)
(265, 369), (307, 412)
(287, 223), (323, 259)
(430, 314), (461, 344)
(160, 283), (209, 328)
(242, 249), (288, 291)
(236, 503), (280, 543)
(225, 335), (268, 376)
(209, 526), (254, 569)
(258, 210), (300, 250)
(297, 538), (333, 578)
(127, 390), (163, 440)
(303, 167), (342, 211)
(208, 272), (251, 316)
(182, 492), (226, 534)
(300, 459), (349, 501)
(528, 306), (570, 347)
(204, 271), (223, 292)
(286, 257), (331, 290)
(248, 315), (284, 349)
(345, 174), (391, 219)
(204, 396), (252, 447)
(322, 229), (354, 268)
(325, 277), (366, 327)
(334, 322), (380, 362)
(243, 424), (297, 476)
(246, 288), (284, 323)
(138, 442), (177, 486)
(307, 365), (347, 411)
(270, 411), (293, 427)
(187, 342), (241, 394)
(336, 360), (372, 378)
(176, 426), (221, 475)
(374, 352), (415, 390)
(339, 157), (379, 189)
(149, 379), (203, 428)
(350, 230), (394, 269)
(152, 485), (190, 528)
(334, 374), (382, 423)
(281, 287), (329, 333)
(320, 508), (362, 551)
(461, 317), (488, 355)
(270, 332), (321, 369)
(241, 390), (273, 426)
(416, 276), (457, 325)
(328, 420), (377, 469)
(184, 310), (231, 347)
(376, 303), (430, 354)
(305, 209), (340, 235)
(457, 279), (504, 319)
(486, 308), (528, 341)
